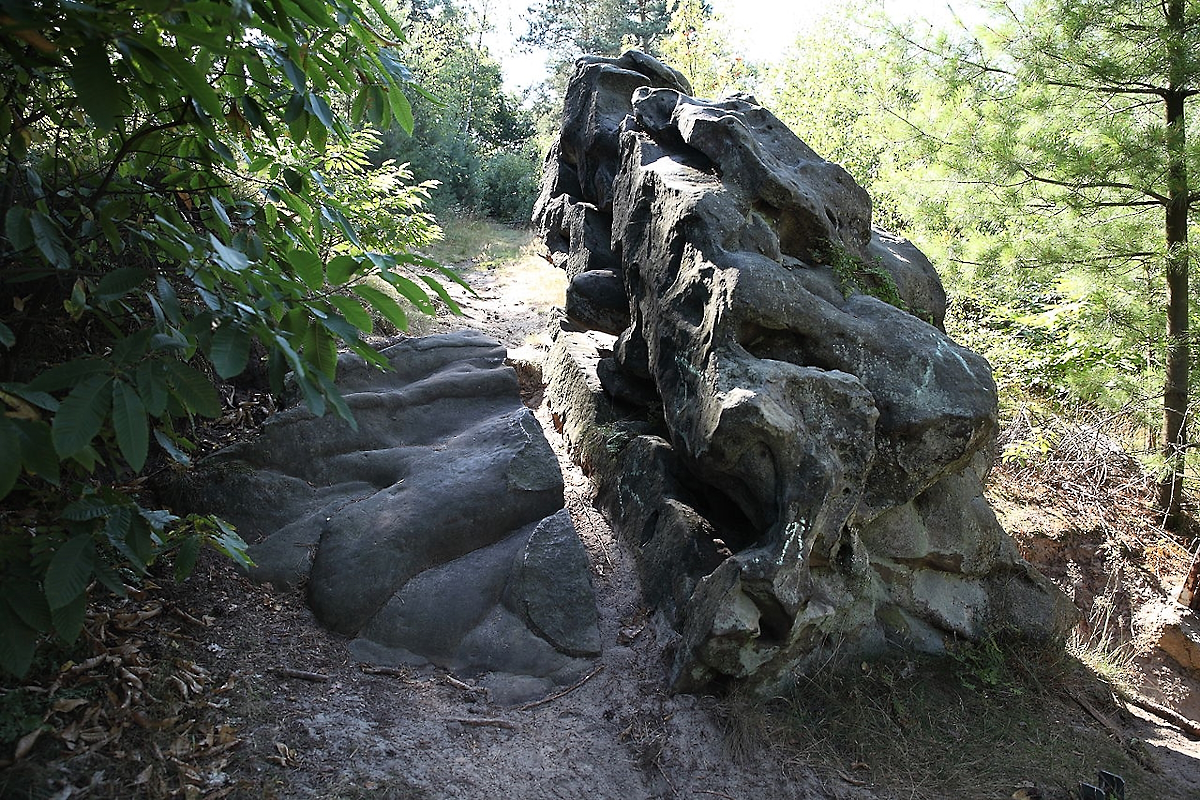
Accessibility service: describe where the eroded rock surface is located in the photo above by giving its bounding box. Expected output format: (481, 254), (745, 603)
(172, 331), (600, 694)
(536, 52), (1073, 691)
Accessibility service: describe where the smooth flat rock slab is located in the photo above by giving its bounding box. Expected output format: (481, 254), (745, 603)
(173, 330), (600, 688)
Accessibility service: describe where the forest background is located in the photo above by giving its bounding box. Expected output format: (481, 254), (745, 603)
(1, 0), (1198, 676)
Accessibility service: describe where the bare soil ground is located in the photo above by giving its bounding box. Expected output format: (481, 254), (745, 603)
(5, 223), (1200, 799)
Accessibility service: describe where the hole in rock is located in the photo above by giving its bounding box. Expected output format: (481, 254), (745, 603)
(737, 323), (832, 371)
(683, 476), (760, 555)
(640, 509), (660, 545)
(743, 586), (792, 646)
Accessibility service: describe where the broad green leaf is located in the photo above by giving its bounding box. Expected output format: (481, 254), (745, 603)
(0, 417), (20, 499)
(391, 275), (435, 314)
(4, 207), (33, 251)
(92, 557), (128, 597)
(139, 504), (178, 533)
(295, 373), (326, 416)
(267, 346), (288, 396)
(326, 254), (360, 285)
(52, 374), (113, 458)
(323, 206), (363, 249)
(15, 419), (58, 484)
(0, 321), (11, 348)
(350, 86), (369, 125)
(302, 322), (339, 379)
(420, 275), (463, 315)
(101, 505), (144, 572)
(364, 0), (407, 39)
(288, 249), (324, 290)
(1, 581), (51, 632)
(174, 535), (202, 582)
(69, 40), (122, 131)
(45, 535), (95, 610)
(154, 429), (191, 466)
(210, 322), (252, 379)
(136, 360), (169, 416)
(0, 607), (38, 677)
(155, 276), (183, 323)
(112, 380), (149, 472)
(30, 211), (70, 269)
(149, 43), (224, 120)
(386, 86), (414, 135)
(208, 518), (255, 570)
(72, 445), (100, 472)
(282, 167), (306, 194)
(280, 57), (308, 94)
(63, 494), (113, 520)
(308, 114), (328, 153)
(353, 284), (408, 331)
(95, 267), (150, 302)
(209, 234), (250, 272)
(289, 0), (337, 27)
(328, 295), (373, 333)
(308, 94), (336, 131)
(50, 592), (87, 644)
(0, 383), (58, 411)
(165, 360), (221, 417)
(126, 515), (156, 566)
(366, 85), (386, 127)
(111, 329), (154, 367)
(28, 359), (106, 392)
(314, 369), (353, 423)
(318, 308), (361, 343)
(348, 340), (390, 371)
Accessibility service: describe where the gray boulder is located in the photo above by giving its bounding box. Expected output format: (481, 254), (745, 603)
(537, 52), (1073, 691)
(171, 330), (600, 689)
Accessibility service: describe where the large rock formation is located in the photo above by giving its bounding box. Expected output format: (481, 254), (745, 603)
(172, 331), (600, 698)
(536, 52), (1073, 691)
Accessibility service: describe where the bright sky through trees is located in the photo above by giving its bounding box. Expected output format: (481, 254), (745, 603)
(480, 0), (983, 91)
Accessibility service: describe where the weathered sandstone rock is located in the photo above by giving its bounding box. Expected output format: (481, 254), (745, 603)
(171, 331), (600, 694)
(537, 52), (1073, 691)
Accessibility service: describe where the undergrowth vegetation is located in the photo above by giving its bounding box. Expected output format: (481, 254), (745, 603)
(0, 0), (462, 678)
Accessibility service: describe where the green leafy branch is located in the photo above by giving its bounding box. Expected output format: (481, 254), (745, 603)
(0, 0), (462, 677)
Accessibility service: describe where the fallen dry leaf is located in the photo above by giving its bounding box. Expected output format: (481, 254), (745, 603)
(52, 698), (89, 713)
(14, 727), (45, 760)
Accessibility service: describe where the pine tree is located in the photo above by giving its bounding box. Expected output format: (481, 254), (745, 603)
(904, 0), (1200, 527)
(521, 0), (673, 65)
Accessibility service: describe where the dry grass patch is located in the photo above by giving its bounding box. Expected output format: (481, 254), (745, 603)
(719, 636), (1177, 800)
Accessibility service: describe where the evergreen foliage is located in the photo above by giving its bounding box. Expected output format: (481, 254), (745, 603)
(897, 0), (1200, 525)
(521, 0), (673, 65)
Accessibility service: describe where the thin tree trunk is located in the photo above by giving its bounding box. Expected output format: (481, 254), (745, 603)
(1159, 1), (1191, 530)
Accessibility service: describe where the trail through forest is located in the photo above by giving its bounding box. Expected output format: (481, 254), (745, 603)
(5, 224), (1200, 800)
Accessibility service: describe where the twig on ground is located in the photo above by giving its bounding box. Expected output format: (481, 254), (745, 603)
(835, 773), (870, 788)
(276, 668), (330, 683)
(359, 665), (412, 679)
(517, 665), (605, 711)
(1113, 686), (1200, 738)
(1071, 692), (1124, 743)
(173, 607), (210, 627)
(439, 673), (483, 693)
